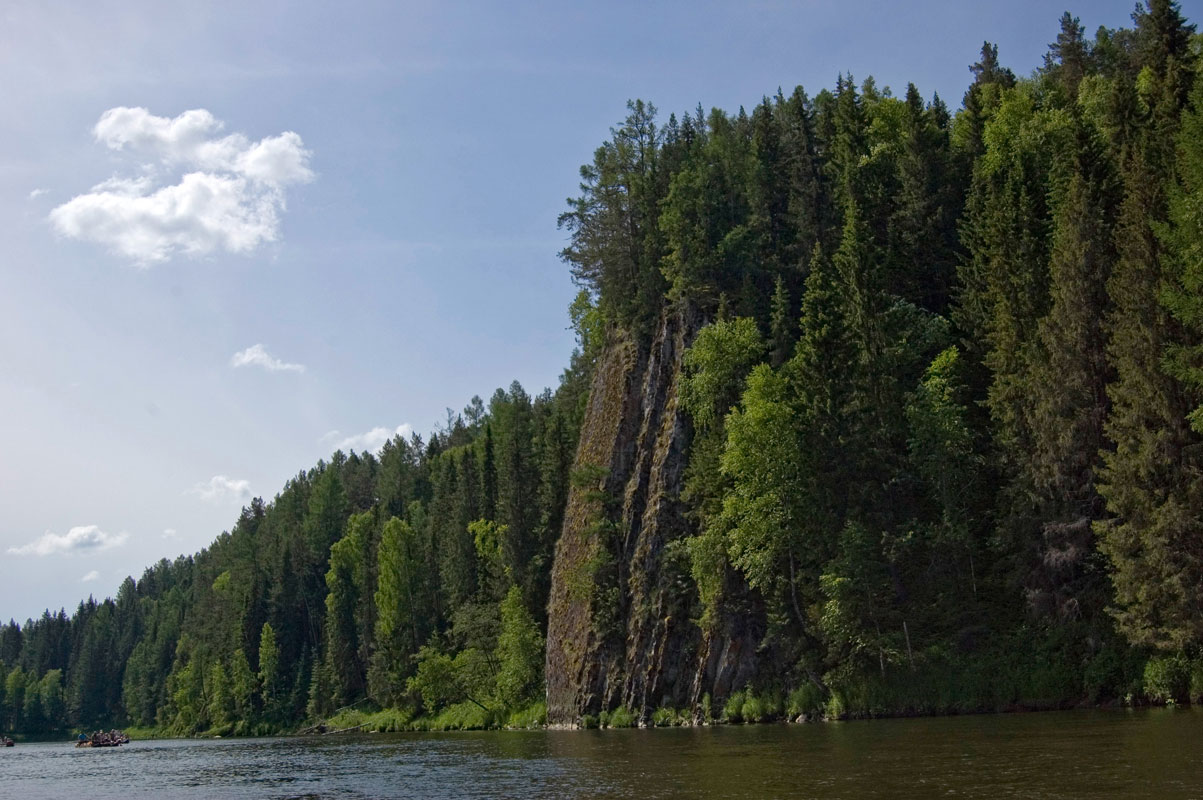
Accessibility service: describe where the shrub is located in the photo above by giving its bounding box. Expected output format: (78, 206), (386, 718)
(1190, 658), (1203, 704)
(741, 693), (766, 723)
(825, 690), (846, 719)
(507, 701), (546, 729)
(722, 690), (746, 723)
(787, 683), (825, 718)
(606, 706), (637, 728)
(1143, 655), (1191, 704)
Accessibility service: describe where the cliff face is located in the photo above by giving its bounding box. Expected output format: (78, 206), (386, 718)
(545, 305), (762, 726)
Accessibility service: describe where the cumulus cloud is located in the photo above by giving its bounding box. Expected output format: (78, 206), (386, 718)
(50, 107), (313, 264)
(81, 570), (100, 582)
(188, 475), (252, 503)
(231, 343), (306, 373)
(7, 525), (130, 557)
(323, 423), (413, 455)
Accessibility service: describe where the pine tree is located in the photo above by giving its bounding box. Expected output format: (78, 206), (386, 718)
(257, 622), (280, 720)
(768, 276), (794, 368)
(1096, 0), (1200, 651)
(495, 383), (540, 603)
(323, 514), (366, 707)
(887, 83), (959, 313)
(906, 347), (984, 602)
(1013, 120), (1120, 622)
(1045, 12), (1092, 99)
(1164, 73), (1203, 429)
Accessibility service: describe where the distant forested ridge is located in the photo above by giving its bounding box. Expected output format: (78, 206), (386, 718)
(4, 2), (1203, 735)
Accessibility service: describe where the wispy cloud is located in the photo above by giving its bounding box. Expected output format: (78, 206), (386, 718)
(7, 525), (129, 557)
(49, 107), (313, 265)
(188, 475), (251, 503)
(162, 528), (179, 540)
(230, 343), (305, 373)
(29, 188), (47, 199)
(81, 570), (100, 582)
(322, 423), (413, 455)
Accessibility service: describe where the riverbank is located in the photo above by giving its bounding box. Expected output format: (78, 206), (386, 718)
(62, 686), (1200, 744)
(37, 641), (1202, 740)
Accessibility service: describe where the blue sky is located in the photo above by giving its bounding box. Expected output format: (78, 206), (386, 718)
(1, 0), (1193, 623)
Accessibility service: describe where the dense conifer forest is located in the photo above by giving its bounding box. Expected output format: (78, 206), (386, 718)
(4, 2), (1203, 735)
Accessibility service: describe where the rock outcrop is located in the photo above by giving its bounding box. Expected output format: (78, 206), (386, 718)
(545, 304), (763, 727)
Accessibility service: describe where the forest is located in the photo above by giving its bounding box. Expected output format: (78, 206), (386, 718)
(3, 1), (1203, 736)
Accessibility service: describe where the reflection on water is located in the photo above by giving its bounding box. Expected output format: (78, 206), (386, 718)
(1, 707), (1200, 799)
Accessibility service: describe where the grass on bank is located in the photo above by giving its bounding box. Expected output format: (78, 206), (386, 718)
(90, 641), (1203, 741)
(319, 700), (547, 733)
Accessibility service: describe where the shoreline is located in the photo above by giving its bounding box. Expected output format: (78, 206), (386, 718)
(44, 697), (1190, 742)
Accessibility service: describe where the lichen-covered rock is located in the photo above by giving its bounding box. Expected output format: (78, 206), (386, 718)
(547, 304), (749, 727)
(544, 327), (643, 727)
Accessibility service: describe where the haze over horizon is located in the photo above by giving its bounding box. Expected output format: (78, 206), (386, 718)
(0, 0), (1181, 624)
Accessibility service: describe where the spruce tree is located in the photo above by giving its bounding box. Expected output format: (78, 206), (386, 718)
(1023, 120), (1119, 621)
(1096, 0), (1199, 651)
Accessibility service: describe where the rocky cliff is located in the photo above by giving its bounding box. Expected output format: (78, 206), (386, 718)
(545, 305), (762, 726)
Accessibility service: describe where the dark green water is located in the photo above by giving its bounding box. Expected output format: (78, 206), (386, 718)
(2, 708), (1201, 799)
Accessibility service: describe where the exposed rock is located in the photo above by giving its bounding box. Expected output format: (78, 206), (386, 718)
(546, 304), (766, 727)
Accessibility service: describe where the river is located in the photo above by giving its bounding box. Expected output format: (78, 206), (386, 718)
(2, 708), (1200, 799)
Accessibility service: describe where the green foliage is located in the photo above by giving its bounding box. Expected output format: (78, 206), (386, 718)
(819, 522), (900, 675)
(257, 623), (280, 718)
(568, 289), (604, 367)
(506, 700), (547, 729)
(1143, 654), (1192, 703)
(786, 683), (825, 718)
(681, 317), (767, 433)
(494, 586), (544, 709)
(406, 645), (459, 712)
(722, 690), (746, 723)
(229, 649), (256, 727)
(1097, 4), (1203, 654)
(207, 660), (233, 730)
(739, 693), (767, 723)
(604, 705), (638, 728)
(371, 517), (427, 705)
(559, 99), (668, 335)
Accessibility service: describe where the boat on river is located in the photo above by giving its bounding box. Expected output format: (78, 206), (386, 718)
(75, 731), (130, 748)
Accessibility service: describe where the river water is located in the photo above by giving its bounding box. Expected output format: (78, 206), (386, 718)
(2, 708), (1201, 799)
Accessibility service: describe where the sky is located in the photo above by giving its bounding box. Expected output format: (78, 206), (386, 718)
(1, 0), (1196, 624)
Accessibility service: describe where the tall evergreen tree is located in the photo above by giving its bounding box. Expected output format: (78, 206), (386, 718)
(1096, 0), (1199, 651)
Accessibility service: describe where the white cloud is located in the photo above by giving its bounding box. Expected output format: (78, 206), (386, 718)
(162, 528), (179, 540)
(323, 423), (413, 455)
(230, 343), (306, 373)
(7, 525), (129, 557)
(188, 475), (251, 504)
(81, 570), (100, 582)
(50, 107), (313, 264)
(29, 188), (47, 199)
